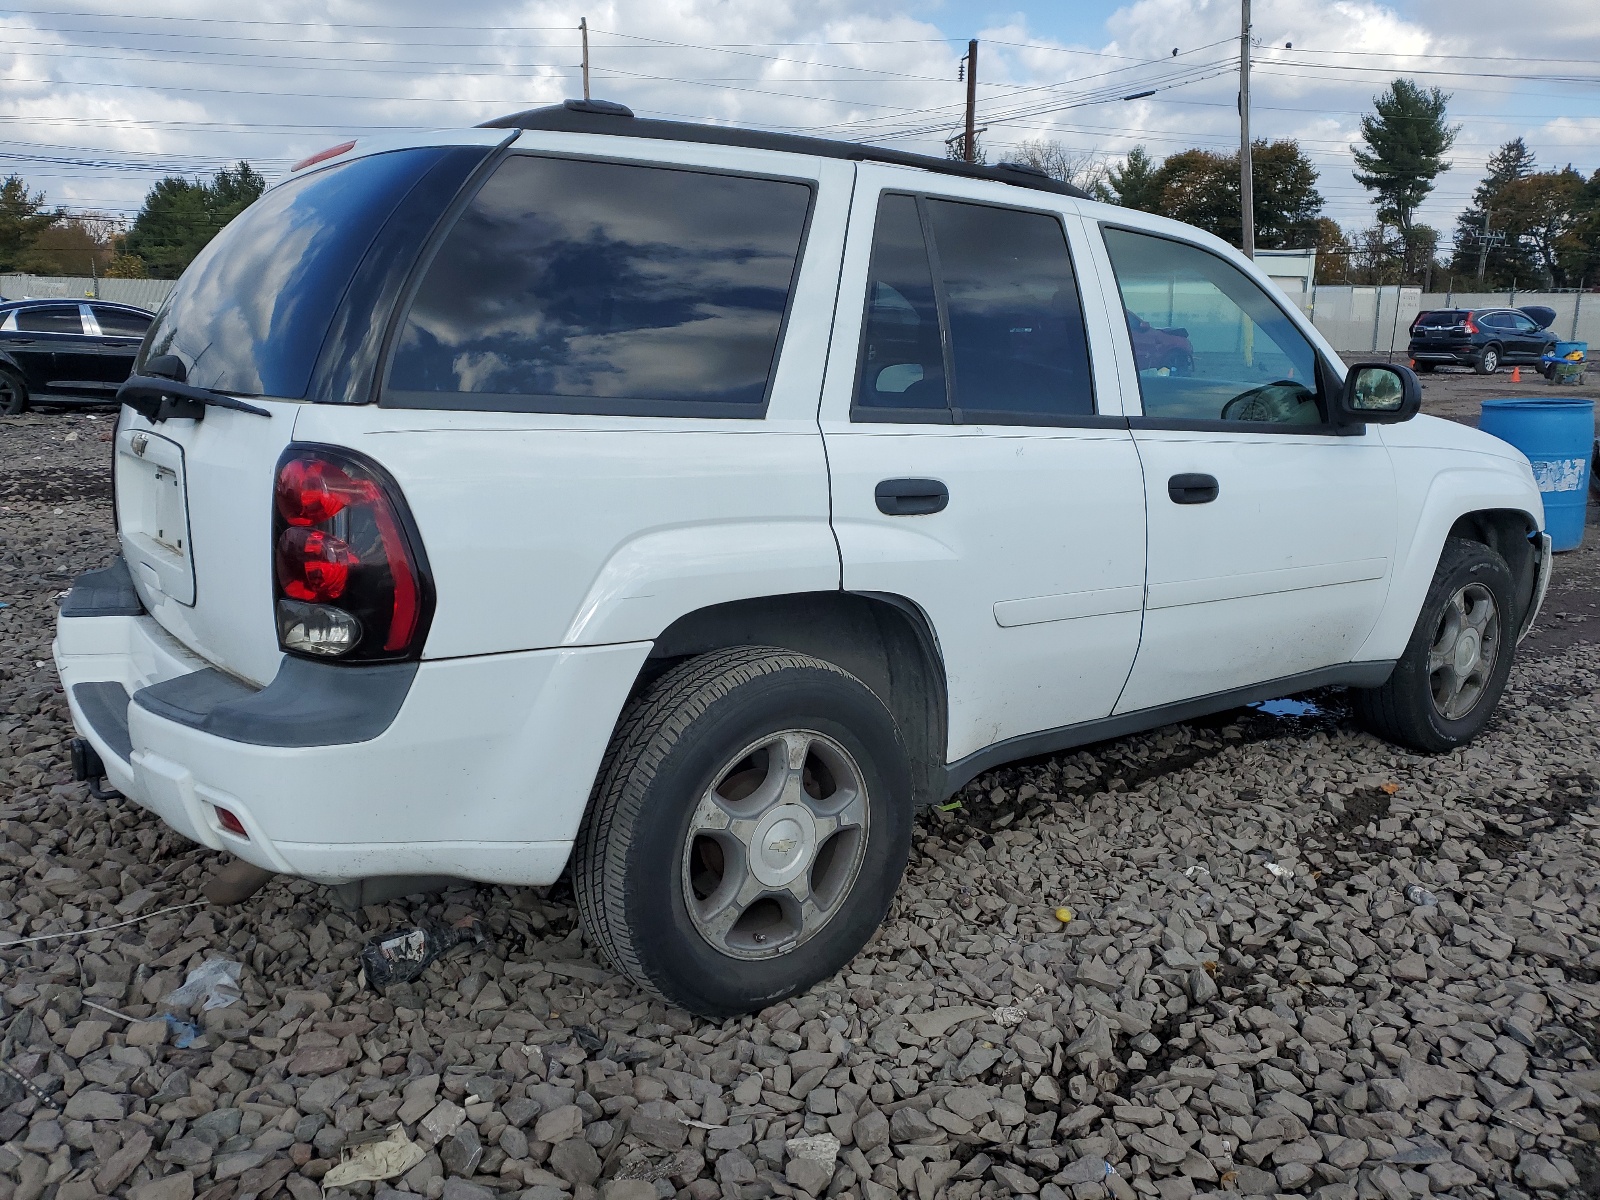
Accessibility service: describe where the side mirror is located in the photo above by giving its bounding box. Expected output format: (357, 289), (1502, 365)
(1335, 361), (1421, 425)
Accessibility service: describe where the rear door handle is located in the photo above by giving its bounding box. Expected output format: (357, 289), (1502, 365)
(875, 477), (949, 516)
(1168, 473), (1219, 504)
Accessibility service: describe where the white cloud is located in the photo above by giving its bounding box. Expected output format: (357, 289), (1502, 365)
(1, 0), (1597, 243)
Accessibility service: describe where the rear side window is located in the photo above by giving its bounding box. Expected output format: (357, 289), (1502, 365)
(17, 305), (84, 334)
(853, 192), (1094, 423)
(140, 148), (460, 397)
(386, 155), (813, 416)
(92, 307), (151, 337)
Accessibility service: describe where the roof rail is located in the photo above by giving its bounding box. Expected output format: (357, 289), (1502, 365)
(478, 99), (1092, 201)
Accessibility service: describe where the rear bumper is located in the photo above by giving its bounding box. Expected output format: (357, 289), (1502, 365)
(1407, 343), (1479, 364)
(55, 596), (650, 885)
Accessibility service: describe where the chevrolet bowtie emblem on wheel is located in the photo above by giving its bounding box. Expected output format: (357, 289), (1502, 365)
(767, 837), (798, 854)
(130, 432), (149, 457)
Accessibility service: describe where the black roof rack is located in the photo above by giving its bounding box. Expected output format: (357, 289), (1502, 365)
(479, 99), (1092, 201)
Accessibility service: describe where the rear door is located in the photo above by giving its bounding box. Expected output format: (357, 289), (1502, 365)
(86, 305), (152, 390)
(821, 167), (1146, 767)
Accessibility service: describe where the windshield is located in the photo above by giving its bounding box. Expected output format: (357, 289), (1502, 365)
(139, 149), (450, 398)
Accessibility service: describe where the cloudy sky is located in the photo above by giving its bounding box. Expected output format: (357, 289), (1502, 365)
(4, 0), (1599, 254)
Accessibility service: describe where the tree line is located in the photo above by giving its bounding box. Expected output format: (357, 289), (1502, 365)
(0, 162), (264, 280)
(4, 77), (1600, 289)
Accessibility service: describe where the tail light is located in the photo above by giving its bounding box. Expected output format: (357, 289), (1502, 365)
(272, 445), (433, 662)
(1462, 316), (1478, 334)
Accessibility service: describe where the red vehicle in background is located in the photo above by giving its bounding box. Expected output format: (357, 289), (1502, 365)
(1126, 309), (1194, 374)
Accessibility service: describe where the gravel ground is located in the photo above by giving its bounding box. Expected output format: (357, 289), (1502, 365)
(3, 409), (1600, 1200)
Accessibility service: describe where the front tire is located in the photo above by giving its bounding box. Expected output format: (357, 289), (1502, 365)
(1475, 345), (1501, 375)
(1353, 538), (1517, 753)
(0, 368), (28, 415)
(573, 646), (913, 1017)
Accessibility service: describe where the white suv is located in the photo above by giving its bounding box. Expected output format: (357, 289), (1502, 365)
(54, 101), (1551, 1016)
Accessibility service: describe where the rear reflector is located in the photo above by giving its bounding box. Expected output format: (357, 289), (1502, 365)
(214, 806), (248, 838)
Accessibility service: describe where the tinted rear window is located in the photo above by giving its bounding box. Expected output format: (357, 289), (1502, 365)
(385, 155), (813, 415)
(93, 307), (151, 337)
(139, 149), (452, 397)
(1416, 311), (1466, 327)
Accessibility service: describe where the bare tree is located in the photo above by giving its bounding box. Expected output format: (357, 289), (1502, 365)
(1010, 139), (1112, 200)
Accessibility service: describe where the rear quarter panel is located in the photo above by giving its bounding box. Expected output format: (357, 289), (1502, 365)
(292, 147), (855, 657)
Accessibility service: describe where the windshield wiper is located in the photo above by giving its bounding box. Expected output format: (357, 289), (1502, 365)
(118, 369), (272, 423)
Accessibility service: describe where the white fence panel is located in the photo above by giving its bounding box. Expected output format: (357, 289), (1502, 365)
(0, 274), (177, 311)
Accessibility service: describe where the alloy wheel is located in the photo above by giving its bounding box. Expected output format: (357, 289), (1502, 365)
(1427, 582), (1501, 721)
(681, 729), (869, 960)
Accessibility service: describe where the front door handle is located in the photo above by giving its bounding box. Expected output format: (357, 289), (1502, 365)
(1168, 473), (1219, 504)
(875, 477), (949, 516)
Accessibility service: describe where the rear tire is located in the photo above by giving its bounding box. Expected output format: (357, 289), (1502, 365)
(572, 646), (913, 1017)
(1353, 538), (1517, 753)
(0, 368), (27, 415)
(1475, 345), (1501, 375)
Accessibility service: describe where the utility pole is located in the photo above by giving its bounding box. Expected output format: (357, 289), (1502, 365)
(963, 39), (978, 164)
(1476, 210), (1492, 286)
(1238, 0), (1254, 259)
(580, 17), (591, 100)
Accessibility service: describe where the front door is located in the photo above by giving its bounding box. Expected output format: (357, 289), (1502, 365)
(1093, 224), (1397, 712)
(821, 169), (1147, 768)
(8, 303), (86, 392)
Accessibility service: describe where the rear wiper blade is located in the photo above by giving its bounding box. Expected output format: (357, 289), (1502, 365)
(118, 373), (272, 423)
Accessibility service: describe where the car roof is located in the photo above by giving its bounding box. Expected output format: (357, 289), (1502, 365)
(477, 99), (1093, 202)
(0, 298), (151, 314)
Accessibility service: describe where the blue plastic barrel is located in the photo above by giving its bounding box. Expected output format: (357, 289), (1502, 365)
(1478, 397), (1594, 551)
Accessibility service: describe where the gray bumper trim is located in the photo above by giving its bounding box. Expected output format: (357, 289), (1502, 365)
(133, 657), (418, 748)
(61, 557), (145, 619)
(72, 682), (133, 763)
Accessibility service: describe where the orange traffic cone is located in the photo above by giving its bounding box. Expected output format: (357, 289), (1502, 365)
(1512, 366), (1522, 383)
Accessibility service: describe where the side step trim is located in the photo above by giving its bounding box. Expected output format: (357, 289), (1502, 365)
(939, 660), (1397, 798)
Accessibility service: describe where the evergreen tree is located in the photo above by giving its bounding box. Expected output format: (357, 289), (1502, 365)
(1109, 146), (1161, 211)
(1351, 80), (1456, 280)
(1451, 138), (1537, 285)
(0, 175), (58, 272)
(125, 161), (266, 278)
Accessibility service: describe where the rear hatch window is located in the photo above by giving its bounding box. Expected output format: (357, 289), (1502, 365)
(1416, 311), (1467, 327)
(138, 147), (479, 399)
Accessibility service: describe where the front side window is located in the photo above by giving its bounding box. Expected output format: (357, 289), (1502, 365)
(853, 193), (1094, 422)
(17, 305), (84, 334)
(387, 155), (812, 414)
(1102, 226), (1323, 426)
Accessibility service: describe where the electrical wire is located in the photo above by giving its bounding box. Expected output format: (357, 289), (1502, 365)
(0, 901), (205, 948)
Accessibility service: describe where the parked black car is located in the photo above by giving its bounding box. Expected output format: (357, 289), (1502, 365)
(0, 299), (154, 415)
(1407, 306), (1560, 375)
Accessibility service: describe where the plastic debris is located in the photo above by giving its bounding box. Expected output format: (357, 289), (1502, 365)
(322, 1126), (426, 1187)
(1404, 884), (1438, 906)
(1253, 697), (1320, 718)
(991, 1005), (1027, 1027)
(0, 601), (8, 610)
(1263, 860), (1293, 880)
(1054, 906), (1074, 924)
(1380, 781), (1400, 795)
(358, 917), (483, 989)
(163, 958), (243, 1010)
(164, 1014), (203, 1048)
(935, 800), (962, 812)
